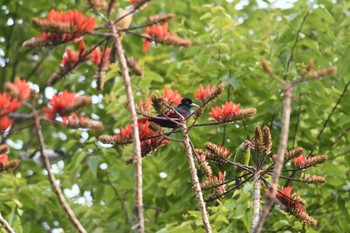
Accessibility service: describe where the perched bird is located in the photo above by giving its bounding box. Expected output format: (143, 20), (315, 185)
(116, 7), (134, 40)
(232, 140), (253, 188)
(19, 149), (69, 167)
(139, 98), (199, 128)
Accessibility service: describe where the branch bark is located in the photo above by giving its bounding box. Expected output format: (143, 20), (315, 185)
(0, 213), (15, 233)
(180, 123), (212, 233)
(33, 112), (87, 233)
(251, 170), (261, 232)
(253, 84), (293, 233)
(111, 24), (145, 233)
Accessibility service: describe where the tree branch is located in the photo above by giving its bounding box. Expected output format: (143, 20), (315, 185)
(180, 123), (212, 233)
(253, 84), (293, 233)
(33, 113), (87, 233)
(251, 170), (261, 232)
(110, 23), (145, 233)
(0, 213), (15, 233)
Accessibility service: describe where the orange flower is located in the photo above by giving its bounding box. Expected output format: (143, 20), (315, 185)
(61, 40), (87, 67)
(163, 87), (182, 106)
(0, 117), (13, 132)
(24, 10), (95, 47)
(195, 84), (217, 103)
(0, 153), (8, 166)
(0, 93), (22, 115)
(13, 77), (31, 101)
(137, 98), (152, 112)
(143, 23), (170, 52)
(89, 47), (111, 68)
(210, 101), (241, 123)
(43, 90), (90, 120)
(113, 121), (169, 155)
(201, 171), (226, 191)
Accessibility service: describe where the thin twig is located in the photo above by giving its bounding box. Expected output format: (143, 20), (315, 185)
(33, 112), (87, 233)
(111, 23), (145, 233)
(180, 122), (212, 233)
(310, 80), (350, 155)
(0, 213), (15, 233)
(283, 11), (310, 80)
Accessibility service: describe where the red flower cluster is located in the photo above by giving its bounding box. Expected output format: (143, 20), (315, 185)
(0, 78), (30, 133)
(0, 152), (20, 172)
(90, 47), (111, 69)
(195, 84), (217, 103)
(137, 98), (152, 113)
(24, 9), (95, 47)
(275, 186), (317, 226)
(210, 101), (241, 123)
(0, 154), (8, 166)
(163, 87), (182, 106)
(61, 40), (87, 67)
(113, 121), (169, 156)
(143, 23), (169, 52)
(143, 22), (192, 52)
(43, 90), (91, 120)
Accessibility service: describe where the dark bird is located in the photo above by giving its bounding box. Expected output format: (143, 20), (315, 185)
(139, 98), (199, 128)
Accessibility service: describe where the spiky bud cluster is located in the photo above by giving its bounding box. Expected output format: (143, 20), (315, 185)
(204, 142), (232, 163)
(148, 14), (175, 24)
(300, 173), (326, 184)
(261, 59), (274, 74)
(0, 160), (20, 173)
(156, 35), (192, 48)
(285, 147), (304, 160)
(151, 94), (167, 115)
(195, 149), (213, 177)
(200, 171), (226, 190)
(64, 96), (91, 114)
(64, 115), (104, 131)
(305, 67), (337, 79)
(193, 108), (203, 120)
(99, 135), (116, 144)
(288, 206), (317, 226)
(0, 144), (10, 154)
(294, 155), (328, 169)
(228, 108), (257, 122)
(127, 57), (144, 76)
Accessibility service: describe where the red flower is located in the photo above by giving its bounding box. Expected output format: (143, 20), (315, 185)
(89, 47), (111, 68)
(201, 171), (226, 191)
(11, 77), (31, 101)
(61, 40), (87, 67)
(43, 90), (89, 120)
(113, 121), (169, 155)
(210, 101), (241, 123)
(195, 84), (217, 103)
(0, 153), (8, 166)
(143, 23), (170, 52)
(0, 93), (22, 115)
(0, 117), (13, 132)
(43, 9), (95, 34)
(163, 87), (182, 106)
(137, 98), (152, 112)
(24, 10), (95, 47)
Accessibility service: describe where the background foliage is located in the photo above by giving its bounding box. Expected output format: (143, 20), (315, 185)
(1, 0), (350, 232)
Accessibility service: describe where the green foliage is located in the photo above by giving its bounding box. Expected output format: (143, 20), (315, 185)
(1, 0), (350, 232)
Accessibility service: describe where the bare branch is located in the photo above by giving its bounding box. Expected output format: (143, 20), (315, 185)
(110, 23), (145, 233)
(33, 112), (87, 233)
(180, 123), (212, 233)
(0, 213), (15, 233)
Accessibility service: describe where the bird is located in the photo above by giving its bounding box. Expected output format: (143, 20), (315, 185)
(232, 140), (253, 188)
(139, 98), (199, 128)
(19, 149), (69, 167)
(116, 7), (134, 41)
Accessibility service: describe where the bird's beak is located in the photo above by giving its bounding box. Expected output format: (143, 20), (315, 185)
(190, 103), (200, 108)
